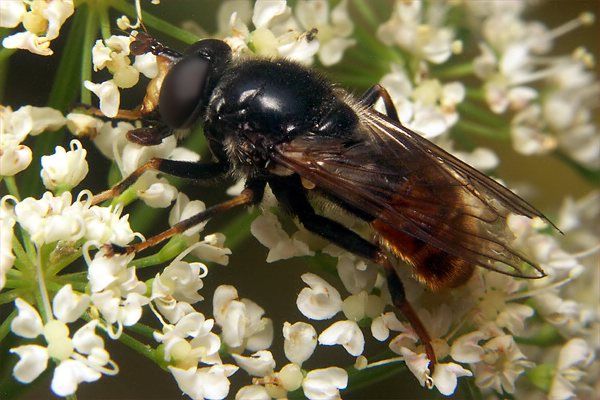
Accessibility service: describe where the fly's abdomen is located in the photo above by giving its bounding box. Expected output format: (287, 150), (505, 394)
(372, 181), (475, 291)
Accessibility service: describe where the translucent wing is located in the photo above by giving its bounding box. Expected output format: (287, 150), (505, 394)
(272, 108), (550, 278)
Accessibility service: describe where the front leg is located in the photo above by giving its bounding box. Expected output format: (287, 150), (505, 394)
(269, 176), (437, 368)
(92, 159), (229, 205)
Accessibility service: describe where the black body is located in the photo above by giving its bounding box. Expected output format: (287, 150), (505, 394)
(108, 36), (553, 367)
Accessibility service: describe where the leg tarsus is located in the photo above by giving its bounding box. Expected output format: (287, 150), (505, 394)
(385, 264), (437, 370)
(359, 84), (400, 122)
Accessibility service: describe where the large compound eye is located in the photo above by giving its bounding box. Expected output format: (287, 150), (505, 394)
(158, 55), (210, 129)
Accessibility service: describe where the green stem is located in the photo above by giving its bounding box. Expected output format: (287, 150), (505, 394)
(110, 0), (200, 44)
(433, 62), (475, 79)
(554, 151), (600, 185)
(118, 331), (164, 368)
(0, 310), (17, 343)
(125, 321), (156, 339)
(346, 362), (407, 394)
(66, 394), (78, 400)
(129, 235), (187, 268)
(0, 290), (19, 305)
(56, 271), (88, 281)
(458, 101), (508, 129)
(34, 252), (52, 323)
(111, 186), (139, 208)
(515, 323), (564, 347)
(352, 0), (379, 28)
(99, 4), (112, 39)
(220, 210), (259, 250)
(81, 5), (98, 105)
(12, 237), (35, 272)
(4, 176), (21, 200)
(454, 119), (510, 140)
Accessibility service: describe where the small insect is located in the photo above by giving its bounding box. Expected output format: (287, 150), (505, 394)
(89, 32), (555, 368)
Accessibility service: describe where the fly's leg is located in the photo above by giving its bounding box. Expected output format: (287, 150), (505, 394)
(269, 176), (437, 368)
(358, 84), (400, 122)
(126, 124), (172, 145)
(92, 159), (229, 205)
(107, 179), (265, 255)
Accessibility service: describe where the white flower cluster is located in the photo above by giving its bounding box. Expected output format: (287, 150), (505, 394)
(378, 1), (461, 64)
(2, 0), (598, 399)
(1, 0), (74, 55)
(219, 0), (354, 66)
(10, 288), (117, 396)
(0, 105), (66, 176)
(468, 6), (599, 167)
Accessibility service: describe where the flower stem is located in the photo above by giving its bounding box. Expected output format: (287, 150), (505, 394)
(125, 321), (156, 339)
(81, 4), (99, 105)
(12, 236), (35, 272)
(352, 0), (379, 28)
(110, 0), (200, 44)
(433, 62), (475, 79)
(4, 176), (21, 200)
(554, 151), (600, 185)
(0, 289), (19, 305)
(454, 119), (510, 140)
(458, 101), (509, 129)
(0, 310), (17, 343)
(117, 331), (164, 369)
(34, 249), (52, 322)
(99, 4), (112, 39)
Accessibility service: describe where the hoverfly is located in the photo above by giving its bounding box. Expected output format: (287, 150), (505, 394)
(89, 32), (553, 368)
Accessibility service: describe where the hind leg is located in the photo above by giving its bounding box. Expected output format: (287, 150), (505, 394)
(269, 176), (437, 367)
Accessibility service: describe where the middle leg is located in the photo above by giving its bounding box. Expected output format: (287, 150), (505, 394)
(92, 159), (229, 205)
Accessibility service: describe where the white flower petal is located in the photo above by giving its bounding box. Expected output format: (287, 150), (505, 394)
(0, 0), (26, 28)
(0, 143), (32, 176)
(557, 338), (593, 370)
(450, 331), (486, 363)
(235, 385), (270, 400)
(52, 284), (90, 323)
(51, 359), (101, 397)
(84, 80), (120, 118)
(133, 53), (158, 79)
(2, 31), (53, 56)
(41, 140), (89, 191)
(302, 367), (348, 400)
(11, 298), (43, 338)
(138, 181), (178, 208)
(283, 321), (317, 365)
(72, 320), (104, 355)
(399, 347), (430, 388)
(318, 320), (364, 356)
(296, 273), (342, 320)
(10, 345), (49, 383)
(432, 362), (472, 396)
(252, 0), (287, 28)
(232, 350), (275, 377)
